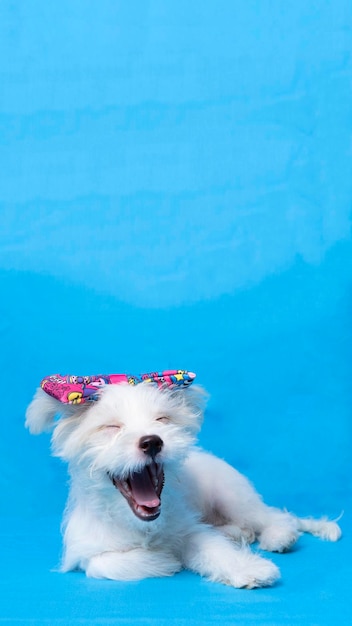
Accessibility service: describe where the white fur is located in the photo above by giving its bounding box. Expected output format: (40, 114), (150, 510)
(25, 383), (341, 588)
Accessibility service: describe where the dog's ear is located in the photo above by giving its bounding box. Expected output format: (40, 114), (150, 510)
(25, 388), (61, 434)
(25, 387), (87, 434)
(179, 384), (209, 432)
(185, 384), (209, 410)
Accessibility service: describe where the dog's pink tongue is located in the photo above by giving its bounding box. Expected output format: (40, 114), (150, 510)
(130, 468), (160, 508)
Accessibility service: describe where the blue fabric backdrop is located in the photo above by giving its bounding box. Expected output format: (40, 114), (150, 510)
(1, 1), (351, 624)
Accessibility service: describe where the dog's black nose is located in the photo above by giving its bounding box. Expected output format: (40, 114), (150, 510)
(139, 435), (163, 458)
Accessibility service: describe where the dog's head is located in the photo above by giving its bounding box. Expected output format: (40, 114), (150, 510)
(26, 380), (206, 522)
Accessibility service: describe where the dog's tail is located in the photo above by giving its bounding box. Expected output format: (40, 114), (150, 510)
(25, 388), (61, 434)
(295, 514), (342, 542)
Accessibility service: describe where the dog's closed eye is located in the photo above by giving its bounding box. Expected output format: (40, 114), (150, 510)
(156, 416), (170, 424)
(98, 425), (121, 431)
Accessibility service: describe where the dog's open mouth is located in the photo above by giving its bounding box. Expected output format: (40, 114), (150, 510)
(110, 462), (164, 521)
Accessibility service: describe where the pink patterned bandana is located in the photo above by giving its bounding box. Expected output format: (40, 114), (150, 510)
(40, 370), (196, 405)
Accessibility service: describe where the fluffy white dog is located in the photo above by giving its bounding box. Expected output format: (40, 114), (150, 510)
(26, 378), (341, 589)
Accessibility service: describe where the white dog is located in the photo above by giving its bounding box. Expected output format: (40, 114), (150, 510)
(25, 375), (341, 589)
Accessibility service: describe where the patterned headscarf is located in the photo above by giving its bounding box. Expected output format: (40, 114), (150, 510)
(40, 370), (196, 405)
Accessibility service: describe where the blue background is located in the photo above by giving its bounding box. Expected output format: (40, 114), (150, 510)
(1, 1), (351, 624)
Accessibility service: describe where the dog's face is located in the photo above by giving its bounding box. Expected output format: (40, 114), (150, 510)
(44, 383), (205, 522)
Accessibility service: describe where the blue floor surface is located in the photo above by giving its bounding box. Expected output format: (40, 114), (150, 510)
(0, 514), (350, 626)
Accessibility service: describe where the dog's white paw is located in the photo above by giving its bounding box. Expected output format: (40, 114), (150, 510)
(239, 527), (256, 545)
(218, 523), (256, 544)
(86, 549), (182, 581)
(317, 521), (342, 542)
(310, 520), (342, 542)
(229, 554), (280, 589)
(259, 526), (300, 553)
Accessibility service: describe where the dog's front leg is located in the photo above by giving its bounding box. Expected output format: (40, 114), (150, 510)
(85, 548), (182, 581)
(181, 526), (280, 589)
